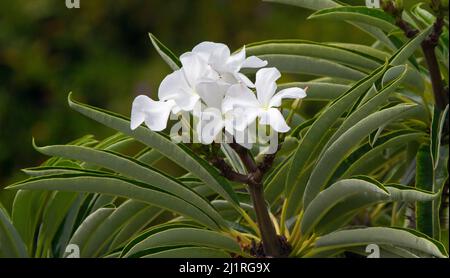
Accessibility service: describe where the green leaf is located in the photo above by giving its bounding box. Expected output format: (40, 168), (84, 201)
(35, 191), (79, 257)
(7, 173), (220, 230)
(310, 227), (448, 258)
(108, 206), (164, 251)
(303, 104), (421, 208)
(80, 200), (150, 257)
(416, 144), (435, 239)
(285, 64), (388, 214)
(244, 54), (365, 81)
(430, 105), (449, 170)
(328, 43), (390, 61)
(390, 25), (433, 66)
(138, 246), (230, 258)
(312, 179), (438, 236)
(339, 132), (426, 179)
(11, 190), (49, 255)
(23, 166), (88, 176)
(33, 143), (227, 229)
(278, 82), (350, 101)
(326, 65), (409, 148)
(308, 6), (398, 33)
(65, 207), (115, 257)
(67, 93), (240, 208)
(245, 40), (381, 70)
(148, 33), (181, 70)
(0, 204), (28, 258)
(300, 178), (389, 236)
(262, 0), (339, 10)
(123, 227), (241, 257)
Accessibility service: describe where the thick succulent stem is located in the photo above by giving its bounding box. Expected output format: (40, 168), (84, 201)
(229, 143), (286, 257)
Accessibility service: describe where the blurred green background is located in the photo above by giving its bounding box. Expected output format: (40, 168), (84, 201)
(0, 0), (423, 188)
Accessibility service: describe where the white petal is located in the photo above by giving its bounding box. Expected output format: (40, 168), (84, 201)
(269, 87), (307, 107)
(130, 95), (174, 131)
(222, 84), (259, 113)
(196, 81), (227, 109)
(226, 46), (246, 71)
(242, 56), (268, 68)
(158, 69), (189, 101)
(235, 72), (255, 88)
(179, 52), (209, 87)
(255, 67), (281, 106)
(260, 108), (290, 133)
(192, 42), (230, 71)
(172, 90), (200, 111)
(196, 108), (224, 144)
(130, 95), (150, 130)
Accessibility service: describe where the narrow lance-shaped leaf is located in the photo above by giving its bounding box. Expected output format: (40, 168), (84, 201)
(308, 6), (399, 33)
(7, 173), (220, 230)
(309, 227), (448, 258)
(416, 144), (436, 239)
(0, 205), (28, 258)
(148, 33), (181, 70)
(303, 104), (421, 208)
(32, 143), (227, 229)
(123, 227), (241, 258)
(67, 93), (240, 208)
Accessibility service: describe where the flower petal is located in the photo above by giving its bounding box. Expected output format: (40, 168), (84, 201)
(130, 95), (150, 130)
(242, 56), (268, 68)
(222, 84), (259, 113)
(158, 69), (189, 101)
(269, 87), (307, 107)
(196, 81), (227, 109)
(260, 108), (290, 133)
(226, 46), (246, 71)
(192, 42), (228, 61)
(180, 52), (211, 87)
(235, 72), (255, 88)
(255, 67), (281, 106)
(196, 107), (224, 144)
(131, 95), (174, 131)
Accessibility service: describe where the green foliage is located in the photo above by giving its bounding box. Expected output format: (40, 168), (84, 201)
(0, 0), (448, 258)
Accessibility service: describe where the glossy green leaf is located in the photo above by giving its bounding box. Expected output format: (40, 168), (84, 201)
(7, 173), (220, 230)
(0, 205), (28, 258)
(245, 40), (381, 70)
(148, 33), (181, 70)
(33, 143), (226, 229)
(140, 246), (230, 258)
(303, 104), (421, 208)
(262, 0), (338, 10)
(244, 54), (365, 81)
(123, 227), (241, 257)
(67, 94), (240, 208)
(309, 7), (398, 33)
(301, 178), (389, 236)
(310, 227), (448, 258)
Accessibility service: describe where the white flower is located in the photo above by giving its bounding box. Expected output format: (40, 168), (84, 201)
(222, 67), (306, 133)
(192, 42), (267, 87)
(130, 95), (175, 131)
(158, 52), (219, 112)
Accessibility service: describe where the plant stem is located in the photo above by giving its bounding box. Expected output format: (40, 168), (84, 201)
(421, 16), (448, 111)
(229, 143), (285, 257)
(248, 181), (283, 257)
(382, 2), (448, 111)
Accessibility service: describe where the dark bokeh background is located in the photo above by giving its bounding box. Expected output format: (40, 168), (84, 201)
(0, 0), (421, 187)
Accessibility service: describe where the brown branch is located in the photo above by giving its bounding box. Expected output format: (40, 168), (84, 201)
(382, 0), (449, 111)
(228, 142), (286, 257)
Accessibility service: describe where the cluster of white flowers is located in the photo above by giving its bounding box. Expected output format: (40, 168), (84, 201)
(130, 42), (306, 148)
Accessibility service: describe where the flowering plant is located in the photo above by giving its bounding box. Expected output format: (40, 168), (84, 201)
(130, 42), (306, 152)
(2, 0), (448, 259)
